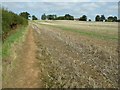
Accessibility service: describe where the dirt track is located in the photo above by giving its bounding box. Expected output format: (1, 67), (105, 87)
(3, 25), (42, 88)
(14, 26), (41, 88)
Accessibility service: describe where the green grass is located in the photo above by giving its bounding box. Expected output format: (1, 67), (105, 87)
(2, 26), (28, 59)
(36, 21), (118, 41)
(57, 26), (118, 40)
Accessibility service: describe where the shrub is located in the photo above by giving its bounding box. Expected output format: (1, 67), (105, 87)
(2, 8), (28, 41)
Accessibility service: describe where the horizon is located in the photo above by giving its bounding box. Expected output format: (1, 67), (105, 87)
(1, 2), (118, 21)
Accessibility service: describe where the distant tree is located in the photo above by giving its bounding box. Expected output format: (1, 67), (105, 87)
(105, 19), (108, 22)
(65, 14), (69, 20)
(100, 15), (105, 22)
(107, 16), (114, 22)
(95, 15), (101, 21)
(53, 14), (57, 20)
(79, 15), (87, 21)
(118, 19), (120, 22)
(45, 14), (74, 20)
(56, 16), (65, 20)
(41, 13), (46, 20)
(47, 14), (57, 20)
(64, 14), (74, 20)
(19, 12), (30, 20)
(47, 15), (54, 20)
(107, 16), (118, 22)
(95, 15), (99, 21)
(88, 19), (91, 21)
(32, 15), (38, 20)
(113, 16), (117, 22)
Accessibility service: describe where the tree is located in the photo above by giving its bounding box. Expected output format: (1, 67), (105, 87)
(79, 15), (87, 21)
(53, 14), (57, 20)
(113, 16), (117, 22)
(32, 15), (38, 20)
(45, 14), (74, 20)
(107, 16), (114, 22)
(88, 19), (91, 21)
(56, 16), (65, 20)
(47, 15), (54, 20)
(95, 15), (101, 21)
(56, 14), (74, 20)
(41, 13), (46, 20)
(19, 12), (30, 20)
(118, 19), (120, 22)
(100, 15), (105, 22)
(64, 14), (74, 20)
(107, 16), (118, 22)
(47, 14), (57, 20)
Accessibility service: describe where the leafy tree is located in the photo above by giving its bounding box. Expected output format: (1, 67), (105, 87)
(46, 14), (57, 20)
(45, 14), (74, 20)
(79, 15), (87, 21)
(53, 14), (57, 20)
(56, 14), (74, 20)
(107, 16), (118, 22)
(113, 16), (117, 22)
(118, 19), (120, 22)
(95, 15), (101, 21)
(64, 14), (74, 20)
(107, 16), (114, 22)
(41, 13), (46, 20)
(47, 15), (54, 20)
(88, 19), (91, 21)
(56, 16), (65, 20)
(19, 12), (30, 20)
(32, 15), (38, 20)
(100, 15), (105, 21)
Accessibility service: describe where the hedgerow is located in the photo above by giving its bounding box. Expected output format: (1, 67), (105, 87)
(2, 8), (28, 41)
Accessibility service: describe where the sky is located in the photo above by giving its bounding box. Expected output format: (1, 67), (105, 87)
(1, 0), (119, 20)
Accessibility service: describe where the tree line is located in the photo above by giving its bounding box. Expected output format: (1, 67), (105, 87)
(19, 12), (38, 20)
(9, 11), (119, 22)
(41, 13), (119, 22)
(95, 15), (118, 22)
(41, 13), (74, 20)
(17, 12), (119, 22)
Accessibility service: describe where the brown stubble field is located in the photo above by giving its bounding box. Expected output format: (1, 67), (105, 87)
(32, 20), (118, 88)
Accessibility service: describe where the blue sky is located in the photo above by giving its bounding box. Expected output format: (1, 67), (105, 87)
(2, 1), (119, 20)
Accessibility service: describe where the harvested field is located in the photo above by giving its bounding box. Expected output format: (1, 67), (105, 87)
(32, 20), (118, 88)
(3, 20), (118, 88)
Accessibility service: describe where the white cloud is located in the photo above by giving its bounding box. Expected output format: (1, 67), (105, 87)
(1, 2), (117, 20)
(1, 0), (119, 2)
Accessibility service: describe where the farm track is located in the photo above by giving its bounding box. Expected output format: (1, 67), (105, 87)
(3, 25), (42, 88)
(13, 26), (41, 88)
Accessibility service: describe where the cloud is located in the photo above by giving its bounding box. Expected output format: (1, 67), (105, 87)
(2, 2), (118, 20)
(1, 0), (120, 2)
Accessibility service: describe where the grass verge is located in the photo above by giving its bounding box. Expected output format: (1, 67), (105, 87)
(2, 25), (28, 59)
(2, 25), (28, 87)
